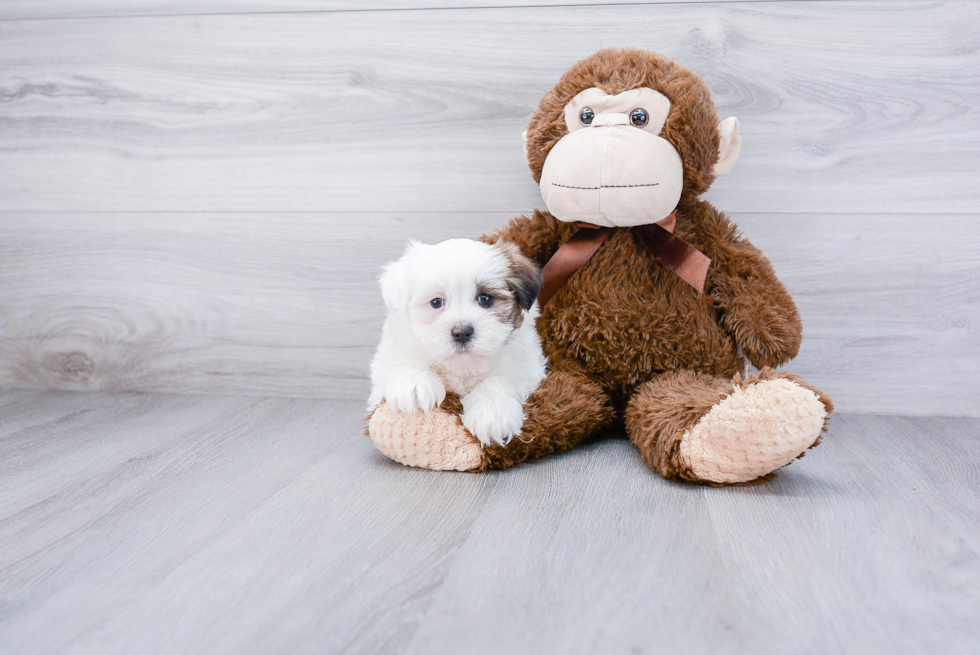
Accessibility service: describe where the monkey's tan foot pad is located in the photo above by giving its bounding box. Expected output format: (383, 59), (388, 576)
(679, 378), (828, 484)
(368, 402), (484, 471)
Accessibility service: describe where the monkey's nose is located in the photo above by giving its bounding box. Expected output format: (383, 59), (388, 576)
(451, 325), (475, 344)
(591, 112), (630, 127)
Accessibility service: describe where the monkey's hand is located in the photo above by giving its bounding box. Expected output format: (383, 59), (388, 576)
(712, 242), (803, 369)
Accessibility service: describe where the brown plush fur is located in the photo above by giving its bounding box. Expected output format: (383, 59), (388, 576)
(476, 370), (616, 471)
(476, 48), (831, 483)
(624, 369), (737, 484)
(482, 201), (802, 407)
(422, 378), (615, 472)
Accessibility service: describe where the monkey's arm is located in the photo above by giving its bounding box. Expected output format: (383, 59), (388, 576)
(708, 229), (803, 370)
(479, 209), (575, 267)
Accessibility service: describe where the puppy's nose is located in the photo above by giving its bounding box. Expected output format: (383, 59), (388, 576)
(451, 324), (475, 344)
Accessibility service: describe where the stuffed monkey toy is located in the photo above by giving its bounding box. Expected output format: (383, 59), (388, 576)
(369, 48), (832, 485)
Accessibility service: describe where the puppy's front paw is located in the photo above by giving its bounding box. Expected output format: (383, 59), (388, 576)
(385, 368), (446, 415)
(461, 387), (525, 447)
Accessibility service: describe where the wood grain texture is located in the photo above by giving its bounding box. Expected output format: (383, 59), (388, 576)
(0, 1), (792, 21)
(0, 211), (505, 399)
(408, 412), (980, 654)
(0, 391), (498, 654)
(1, 1), (978, 414)
(1, 1), (978, 214)
(1, 391), (978, 654)
(1, 211), (977, 416)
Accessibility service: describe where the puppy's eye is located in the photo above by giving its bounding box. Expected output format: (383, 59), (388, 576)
(630, 108), (648, 127)
(429, 298), (444, 309)
(477, 293), (494, 308)
(579, 108), (595, 126)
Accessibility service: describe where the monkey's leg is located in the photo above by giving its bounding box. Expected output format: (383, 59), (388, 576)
(625, 368), (832, 485)
(368, 395), (485, 472)
(480, 370), (615, 470)
(368, 370), (614, 472)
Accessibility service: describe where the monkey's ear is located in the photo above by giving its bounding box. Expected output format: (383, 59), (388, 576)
(379, 241), (418, 311)
(521, 130), (530, 166)
(714, 117), (742, 177)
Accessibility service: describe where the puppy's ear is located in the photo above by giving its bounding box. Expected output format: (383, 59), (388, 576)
(496, 240), (542, 312)
(379, 241), (419, 311)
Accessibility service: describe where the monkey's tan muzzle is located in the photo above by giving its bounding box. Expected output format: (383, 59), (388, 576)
(538, 121), (684, 228)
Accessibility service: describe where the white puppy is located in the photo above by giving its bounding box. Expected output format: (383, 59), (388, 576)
(368, 238), (547, 447)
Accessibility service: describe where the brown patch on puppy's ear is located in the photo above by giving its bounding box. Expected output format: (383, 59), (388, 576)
(496, 240), (543, 314)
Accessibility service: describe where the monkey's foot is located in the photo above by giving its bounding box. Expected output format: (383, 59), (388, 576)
(368, 400), (485, 471)
(679, 374), (830, 484)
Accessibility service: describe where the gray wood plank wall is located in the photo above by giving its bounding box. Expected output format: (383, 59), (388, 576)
(0, 1), (790, 21)
(1, 1), (978, 416)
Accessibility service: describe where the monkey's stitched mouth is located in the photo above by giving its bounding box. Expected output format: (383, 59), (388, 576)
(551, 182), (660, 190)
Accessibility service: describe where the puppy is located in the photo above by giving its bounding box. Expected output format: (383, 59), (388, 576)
(368, 238), (546, 446)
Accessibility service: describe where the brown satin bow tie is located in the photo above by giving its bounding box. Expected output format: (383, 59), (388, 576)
(538, 210), (711, 308)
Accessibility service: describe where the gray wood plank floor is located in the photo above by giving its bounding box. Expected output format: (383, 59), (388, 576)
(2, 390), (977, 654)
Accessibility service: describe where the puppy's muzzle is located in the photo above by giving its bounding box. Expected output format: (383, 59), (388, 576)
(451, 324), (475, 345)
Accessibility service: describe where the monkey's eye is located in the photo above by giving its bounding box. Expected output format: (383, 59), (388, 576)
(477, 293), (494, 308)
(630, 108), (649, 127)
(430, 298), (444, 309)
(579, 108), (595, 126)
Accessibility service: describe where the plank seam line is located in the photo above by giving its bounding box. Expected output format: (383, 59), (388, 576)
(0, 210), (976, 217)
(0, 0), (868, 23)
